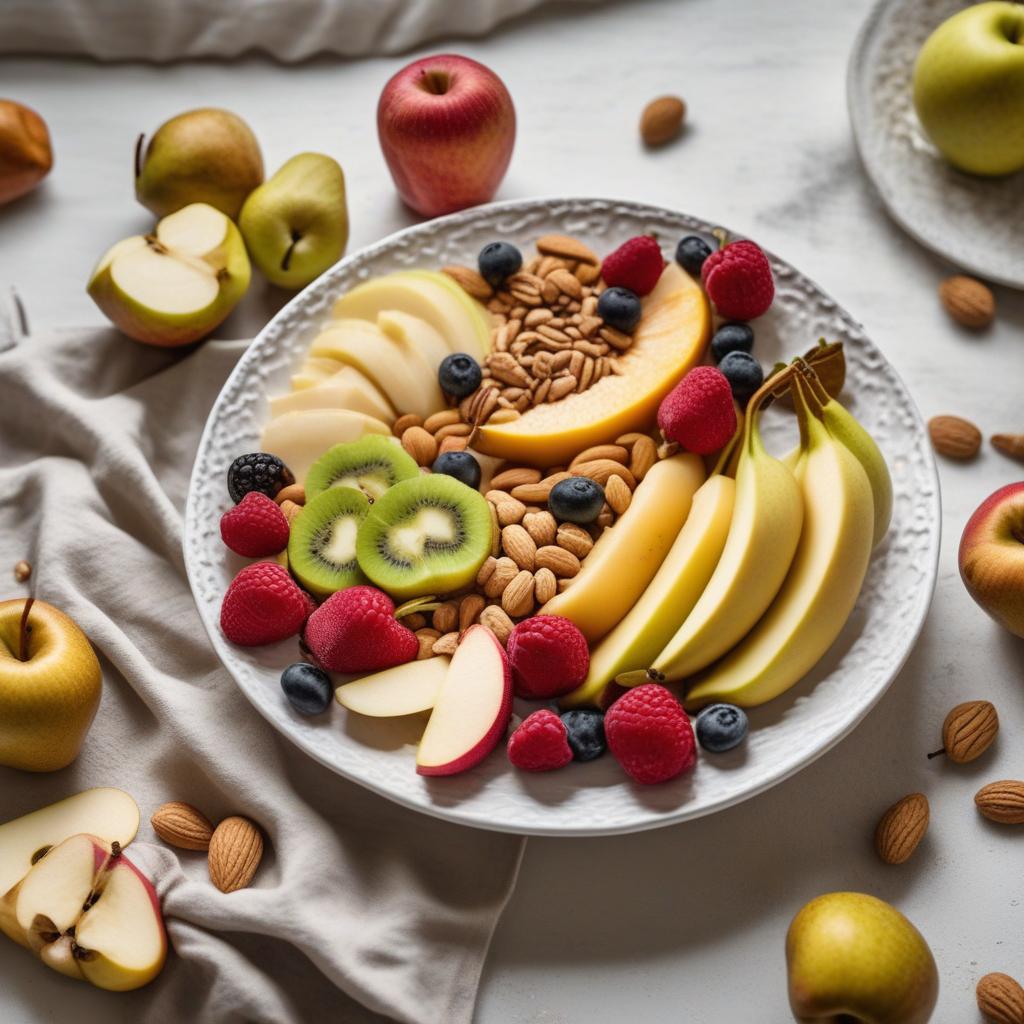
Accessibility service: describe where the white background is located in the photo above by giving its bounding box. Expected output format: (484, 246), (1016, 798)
(2, 0), (1024, 1020)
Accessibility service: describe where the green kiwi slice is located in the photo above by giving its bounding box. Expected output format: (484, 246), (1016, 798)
(356, 475), (491, 600)
(288, 487), (370, 598)
(305, 436), (419, 502)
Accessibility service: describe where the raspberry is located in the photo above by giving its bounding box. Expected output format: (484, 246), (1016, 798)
(700, 239), (774, 320)
(508, 709), (573, 772)
(657, 366), (737, 454)
(507, 615), (590, 699)
(220, 562), (310, 647)
(220, 492), (290, 557)
(304, 586), (417, 674)
(601, 236), (666, 297)
(604, 684), (696, 784)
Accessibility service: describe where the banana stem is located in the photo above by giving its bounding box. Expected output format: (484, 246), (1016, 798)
(790, 373), (813, 452)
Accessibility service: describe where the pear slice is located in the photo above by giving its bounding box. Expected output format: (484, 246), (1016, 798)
(291, 356), (345, 390)
(377, 310), (451, 375)
(271, 365), (394, 422)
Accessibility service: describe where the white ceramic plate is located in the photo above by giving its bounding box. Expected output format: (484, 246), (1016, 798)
(184, 197), (940, 836)
(848, 0), (1024, 288)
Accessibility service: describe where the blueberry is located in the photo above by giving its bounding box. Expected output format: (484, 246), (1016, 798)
(597, 287), (642, 333)
(675, 235), (717, 277)
(431, 451), (481, 490)
(718, 350), (764, 403)
(438, 353), (482, 399)
(478, 241), (522, 287)
(711, 322), (755, 363)
(548, 477), (605, 525)
(227, 452), (294, 504)
(281, 662), (333, 716)
(695, 703), (748, 753)
(560, 709), (606, 762)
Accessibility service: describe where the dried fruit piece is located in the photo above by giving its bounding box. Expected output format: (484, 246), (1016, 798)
(640, 95), (686, 147)
(975, 781), (1024, 824)
(928, 415), (981, 460)
(928, 700), (998, 763)
(151, 801), (214, 851)
(208, 815), (263, 893)
(977, 971), (1024, 1024)
(939, 275), (995, 329)
(874, 793), (929, 865)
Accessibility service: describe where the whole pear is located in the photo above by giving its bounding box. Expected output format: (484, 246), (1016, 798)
(135, 108), (263, 218)
(786, 892), (938, 1024)
(239, 153), (348, 289)
(0, 100), (52, 205)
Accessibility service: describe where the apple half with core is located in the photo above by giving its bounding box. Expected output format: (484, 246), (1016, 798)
(0, 834), (165, 991)
(786, 892), (938, 1024)
(959, 482), (1024, 637)
(87, 202), (251, 347)
(0, 598), (101, 772)
(377, 53), (515, 218)
(416, 625), (511, 776)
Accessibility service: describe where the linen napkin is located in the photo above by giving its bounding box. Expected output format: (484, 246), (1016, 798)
(0, 315), (524, 1024)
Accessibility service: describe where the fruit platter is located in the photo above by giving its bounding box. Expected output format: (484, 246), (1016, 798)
(184, 197), (939, 836)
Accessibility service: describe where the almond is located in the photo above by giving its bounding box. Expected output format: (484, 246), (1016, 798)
(275, 483), (305, 506)
(440, 434), (469, 455)
(502, 569), (536, 618)
(510, 480), (557, 503)
(491, 466), (542, 490)
(522, 510), (557, 547)
(977, 971), (1024, 1024)
(976, 781), (1024, 824)
(535, 545), (582, 578)
(423, 409), (462, 434)
(605, 474), (632, 515)
(640, 95), (686, 147)
(556, 522), (594, 559)
(571, 459), (637, 489)
(401, 425), (437, 466)
(459, 593), (486, 633)
(151, 801), (214, 851)
(434, 422), (472, 441)
(502, 523), (537, 571)
(536, 233), (599, 266)
(992, 434), (1024, 463)
(432, 600), (458, 635)
(928, 415), (981, 460)
(13, 560), (31, 583)
(487, 490), (527, 526)
(208, 816), (263, 893)
(442, 265), (493, 301)
(939, 274), (995, 329)
(484, 556), (519, 598)
(279, 500), (303, 525)
(416, 628), (441, 659)
(403, 612), (427, 631)
(629, 436), (657, 481)
(476, 556), (497, 587)
(392, 413), (423, 436)
(479, 605), (514, 644)
(874, 793), (929, 865)
(432, 631), (459, 656)
(930, 700), (998, 764)
(569, 444), (629, 468)
(534, 566), (557, 605)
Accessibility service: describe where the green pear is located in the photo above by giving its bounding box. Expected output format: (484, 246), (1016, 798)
(786, 892), (938, 1024)
(135, 108), (263, 218)
(239, 153), (348, 290)
(87, 202), (250, 347)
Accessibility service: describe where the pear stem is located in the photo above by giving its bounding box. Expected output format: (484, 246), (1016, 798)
(17, 597), (34, 662)
(281, 233), (300, 272)
(927, 747), (946, 760)
(134, 133), (145, 180)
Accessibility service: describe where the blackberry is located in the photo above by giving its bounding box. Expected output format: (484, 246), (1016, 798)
(227, 452), (294, 504)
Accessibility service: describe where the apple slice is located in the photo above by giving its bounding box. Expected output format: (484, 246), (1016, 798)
(260, 408), (391, 484)
(270, 365), (396, 422)
(377, 310), (451, 375)
(416, 625), (511, 776)
(0, 788), (139, 901)
(336, 656), (449, 717)
(291, 356), (345, 390)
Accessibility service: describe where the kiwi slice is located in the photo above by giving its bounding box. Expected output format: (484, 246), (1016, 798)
(356, 475), (491, 600)
(288, 487), (370, 598)
(305, 436), (419, 502)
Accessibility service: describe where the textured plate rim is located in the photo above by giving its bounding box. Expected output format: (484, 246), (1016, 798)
(184, 195), (941, 837)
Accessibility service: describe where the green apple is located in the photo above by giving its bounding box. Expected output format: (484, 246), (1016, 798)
(87, 202), (250, 347)
(786, 892), (938, 1023)
(913, 2), (1024, 176)
(135, 107), (263, 218)
(239, 153), (348, 289)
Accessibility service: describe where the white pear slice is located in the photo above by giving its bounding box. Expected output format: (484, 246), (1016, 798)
(260, 408), (391, 484)
(270, 365), (395, 422)
(291, 356), (345, 390)
(377, 310), (451, 375)
(310, 320), (444, 420)
(336, 656), (449, 717)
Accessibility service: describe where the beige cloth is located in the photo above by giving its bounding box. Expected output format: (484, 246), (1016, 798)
(0, 318), (524, 1023)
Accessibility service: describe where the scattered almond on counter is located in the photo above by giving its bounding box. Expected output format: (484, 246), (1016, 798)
(208, 815), (264, 893)
(975, 781), (1024, 825)
(640, 95), (687, 147)
(13, 560), (31, 583)
(874, 792), (929, 865)
(939, 274), (995, 329)
(151, 801), (215, 851)
(977, 971), (1024, 1024)
(927, 700), (998, 764)
(992, 434), (1024, 463)
(928, 414), (981, 460)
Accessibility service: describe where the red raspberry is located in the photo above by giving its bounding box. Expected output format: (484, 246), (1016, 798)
(657, 366), (736, 454)
(601, 236), (666, 297)
(304, 585), (417, 674)
(604, 684), (696, 784)
(700, 239), (774, 320)
(220, 562), (310, 646)
(507, 709), (573, 771)
(507, 615), (590, 699)
(220, 492), (290, 557)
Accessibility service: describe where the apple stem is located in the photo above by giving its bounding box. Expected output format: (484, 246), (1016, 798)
(110, 841), (122, 859)
(17, 597), (34, 662)
(281, 233), (300, 272)
(926, 747), (946, 760)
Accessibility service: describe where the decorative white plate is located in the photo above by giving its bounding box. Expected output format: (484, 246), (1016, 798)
(848, 0), (1024, 288)
(184, 197), (940, 837)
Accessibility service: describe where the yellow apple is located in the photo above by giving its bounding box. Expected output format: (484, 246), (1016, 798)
(0, 599), (101, 772)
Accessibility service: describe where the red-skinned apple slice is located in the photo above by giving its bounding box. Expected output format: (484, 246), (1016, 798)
(336, 656), (448, 717)
(416, 625), (511, 776)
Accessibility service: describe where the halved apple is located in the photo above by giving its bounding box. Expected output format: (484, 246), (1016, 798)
(377, 310), (451, 375)
(260, 408), (392, 484)
(336, 656), (449, 717)
(2, 833), (165, 991)
(416, 626), (511, 776)
(87, 202), (250, 348)
(270, 365), (395, 422)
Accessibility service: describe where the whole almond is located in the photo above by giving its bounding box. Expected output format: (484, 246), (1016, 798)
(403, 612), (427, 631)
(629, 436), (657, 480)
(434, 422), (472, 442)
(484, 556), (519, 598)
(432, 631), (459, 656)
(440, 435), (469, 454)
(523, 510), (557, 547)
(939, 275), (995, 329)
(208, 816), (263, 893)
(275, 483), (306, 506)
(605, 474), (632, 515)
(536, 233), (599, 266)
(432, 600), (458, 634)
(423, 408), (462, 434)
(992, 434), (1024, 463)
(977, 972), (1024, 1024)
(416, 628), (441, 659)
(571, 459), (637, 489)
(151, 801), (214, 851)
(476, 556), (497, 587)
(502, 569), (536, 618)
(491, 466), (542, 490)
(534, 567), (557, 604)
(570, 444), (629, 468)
(442, 265), (493, 301)
(536, 545), (582, 578)
(929, 700), (998, 764)
(556, 522), (595, 559)
(976, 781), (1024, 824)
(480, 605), (514, 644)
(459, 593), (486, 633)
(874, 793), (929, 865)
(487, 490), (527, 526)
(928, 415), (981, 460)
(640, 95), (686, 147)
(401, 426), (438, 466)
(510, 480), (557, 504)
(502, 523), (537, 571)
(393, 413), (423, 436)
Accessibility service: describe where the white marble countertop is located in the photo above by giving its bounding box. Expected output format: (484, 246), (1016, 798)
(3, 0), (1024, 1020)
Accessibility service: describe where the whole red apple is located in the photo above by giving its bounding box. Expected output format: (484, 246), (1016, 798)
(959, 482), (1024, 637)
(377, 54), (515, 219)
